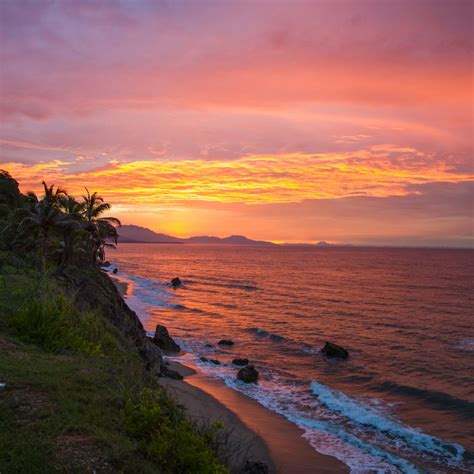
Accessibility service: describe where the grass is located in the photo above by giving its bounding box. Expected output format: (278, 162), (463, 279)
(8, 293), (119, 356)
(0, 266), (228, 473)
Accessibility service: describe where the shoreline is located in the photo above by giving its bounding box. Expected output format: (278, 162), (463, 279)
(110, 273), (348, 472)
(164, 359), (349, 473)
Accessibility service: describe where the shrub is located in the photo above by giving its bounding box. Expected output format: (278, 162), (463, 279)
(9, 292), (118, 355)
(124, 389), (228, 474)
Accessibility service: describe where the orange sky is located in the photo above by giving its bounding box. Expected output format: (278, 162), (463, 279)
(0, 1), (472, 246)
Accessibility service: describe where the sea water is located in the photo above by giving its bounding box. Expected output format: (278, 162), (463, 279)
(110, 244), (474, 473)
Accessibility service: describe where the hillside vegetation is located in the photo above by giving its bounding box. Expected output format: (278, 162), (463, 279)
(0, 170), (227, 473)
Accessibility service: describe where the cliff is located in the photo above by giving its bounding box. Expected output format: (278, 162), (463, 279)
(58, 266), (163, 374)
(0, 263), (228, 473)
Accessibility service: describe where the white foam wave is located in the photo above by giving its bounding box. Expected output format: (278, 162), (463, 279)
(311, 381), (465, 462)
(189, 359), (418, 472)
(459, 338), (474, 352)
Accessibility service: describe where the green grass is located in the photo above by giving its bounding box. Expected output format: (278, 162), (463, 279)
(8, 293), (119, 356)
(0, 267), (228, 473)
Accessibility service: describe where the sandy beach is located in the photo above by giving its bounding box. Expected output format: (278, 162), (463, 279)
(112, 275), (348, 472)
(162, 360), (349, 473)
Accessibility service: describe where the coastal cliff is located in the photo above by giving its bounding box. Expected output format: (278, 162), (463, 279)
(59, 266), (163, 374)
(0, 262), (230, 473)
(0, 170), (266, 473)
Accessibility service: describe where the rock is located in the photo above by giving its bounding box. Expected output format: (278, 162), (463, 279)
(237, 365), (259, 383)
(218, 339), (234, 346)
(232, 358), (249, 366)
(321, 341), (349, 359)
(140, 340), (163, 375)
(153, 324), (181, 352)
(112, 268), (118, 274)
(205, 343), (213, 348)
(200, 357), (220, 365)
(242, 461), (269, 474)
(161, 365), (183, 380)
(171, 277), (182, 287)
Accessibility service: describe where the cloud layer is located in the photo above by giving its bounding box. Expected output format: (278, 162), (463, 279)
(0, 0), (472, 245)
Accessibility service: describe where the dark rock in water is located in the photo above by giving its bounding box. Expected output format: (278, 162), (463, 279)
(153, 324), (181, 352)
(112, 268), (118, 274)
(205, 343), (213, 348)
(232, 358), (249, 366)
(200, 356), (220, 365)
(171, 277), (182, 287)
(161, 365), (183, 380)
(242, 461), (269, 474)
(321, 341), (349, 359)
(218, 339), (234, 346)
(237, 365), (259, 383)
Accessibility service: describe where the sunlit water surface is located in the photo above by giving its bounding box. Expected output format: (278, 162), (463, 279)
(110, 244), (474, 473)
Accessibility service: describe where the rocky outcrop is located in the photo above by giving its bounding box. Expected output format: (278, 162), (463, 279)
(242, 461), (269, 474)
(161, 365), (184, 380)
(321, 341), (349, 359)
(232, 358), (249, 366)
(171, 277), (182, 287)
(237, 365), (259, 383)
(153, 325), (181, 353)
(218, 339), (234, 346)
(140, 340), (163, 375)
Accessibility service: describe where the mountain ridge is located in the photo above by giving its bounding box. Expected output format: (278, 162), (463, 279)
(118, 225), (275, 246)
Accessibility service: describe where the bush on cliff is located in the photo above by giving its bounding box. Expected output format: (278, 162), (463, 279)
(124, 389), (227, 474)
(9, 292), (118, 356)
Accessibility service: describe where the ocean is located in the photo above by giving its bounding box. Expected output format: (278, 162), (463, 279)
(110, 244), (474, 473)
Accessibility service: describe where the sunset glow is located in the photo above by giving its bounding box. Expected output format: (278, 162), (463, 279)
(1, 0), (472, 245)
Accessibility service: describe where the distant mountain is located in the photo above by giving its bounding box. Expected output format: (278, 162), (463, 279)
(186, 235), (273, 246)
(118, 225), (182, 243)
(315, 240), (333, 247)
(118, 225), (274, 246)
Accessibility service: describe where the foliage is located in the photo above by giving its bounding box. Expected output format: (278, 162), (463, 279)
(0, 169), (121, 271)
(124, 389), (228, 474)
(9, 293), (117, 355)
(0, 170), (229, 473)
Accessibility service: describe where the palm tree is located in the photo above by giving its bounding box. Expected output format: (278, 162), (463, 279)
(17, 182), (66, 272)
(82, 188), (121, 264)
(56, 195), (85, 269)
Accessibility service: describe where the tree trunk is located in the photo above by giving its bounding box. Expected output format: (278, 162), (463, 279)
(40, 228), (48, 273)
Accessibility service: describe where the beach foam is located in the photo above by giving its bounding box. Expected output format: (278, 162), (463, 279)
(311, 381), (465, 462)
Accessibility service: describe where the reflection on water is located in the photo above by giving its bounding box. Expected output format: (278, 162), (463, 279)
(111, 244), (474, 473)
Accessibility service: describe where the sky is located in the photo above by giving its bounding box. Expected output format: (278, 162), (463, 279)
(0, 0), (472, 246)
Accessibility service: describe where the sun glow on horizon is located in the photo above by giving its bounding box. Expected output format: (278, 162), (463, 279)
(0, 0), (472, 246)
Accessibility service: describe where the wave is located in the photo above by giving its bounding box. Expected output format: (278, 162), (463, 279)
(310, 381), (465, 462)
(197, 360), (424, 473)
(203, 282), (259, 291)
(371, 381), (474, 418)
(459, 338), (474, 352)
(246, 327), (287, 342)
(184, 275), (259, 291)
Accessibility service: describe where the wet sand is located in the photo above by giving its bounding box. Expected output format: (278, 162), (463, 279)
(163, 360), (349, 474)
